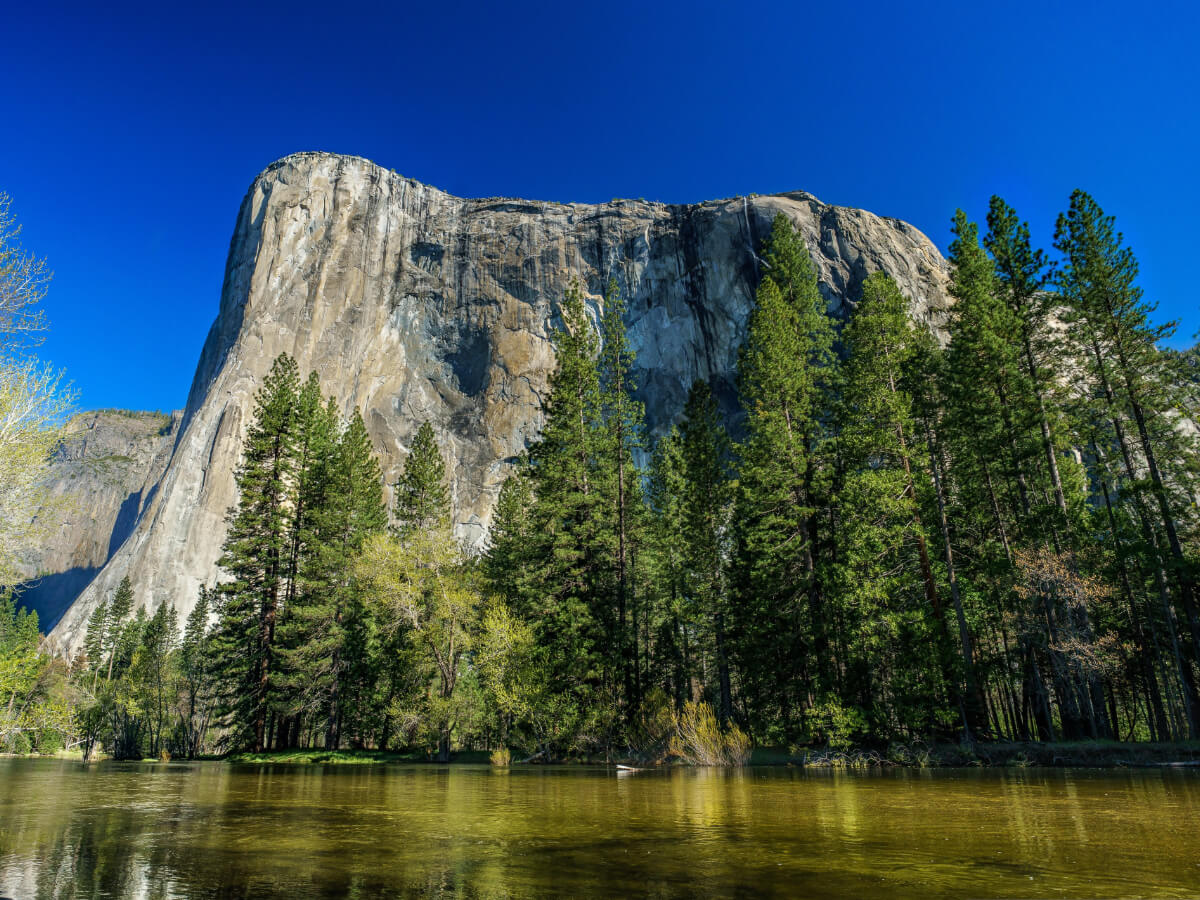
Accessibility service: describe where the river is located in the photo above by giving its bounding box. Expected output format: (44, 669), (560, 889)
(0, 759), (1197, 898)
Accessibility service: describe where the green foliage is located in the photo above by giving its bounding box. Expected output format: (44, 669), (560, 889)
(833, 272), (951, 739)
(804, 700), (869, 752)
(669, 700), (751, 766)
(209, 355), (389, 753)
(355, 527), (480, 762)
(393, 421), (449, 538)
(731, 213), (838, 740)
(2, 593), (71, 752)
(39, 193), (1200, 764)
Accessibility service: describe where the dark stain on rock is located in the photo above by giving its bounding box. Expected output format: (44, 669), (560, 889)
(446, 328), (491, 397)
(410, 241), (445, 274)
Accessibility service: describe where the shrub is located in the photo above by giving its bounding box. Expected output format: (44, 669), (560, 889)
(669, 700), (751, 766)
(489, 747), (511, 767)
(804, 700), (868, 751)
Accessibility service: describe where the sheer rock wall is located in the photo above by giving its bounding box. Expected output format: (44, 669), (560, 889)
(48, 151), (951, 650)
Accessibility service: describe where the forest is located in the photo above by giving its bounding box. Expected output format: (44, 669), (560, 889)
(3, 189), (1199, 763)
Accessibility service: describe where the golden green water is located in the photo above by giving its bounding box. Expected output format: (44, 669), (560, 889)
(1, 759), (1197, 898)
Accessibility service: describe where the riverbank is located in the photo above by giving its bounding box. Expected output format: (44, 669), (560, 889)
(221, 749), (495, 765)
(219, 740), (1200, 768)
(786, 740), (1200, 769)
(12, 740), (1200, 768)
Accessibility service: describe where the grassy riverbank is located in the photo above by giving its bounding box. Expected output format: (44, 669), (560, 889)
(11, 741), (1200, 768)
(221, 749), (496, 765)
(213, 740), (1200, 768)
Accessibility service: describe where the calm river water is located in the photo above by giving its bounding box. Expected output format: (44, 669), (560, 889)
(0, 758), (1197, 898)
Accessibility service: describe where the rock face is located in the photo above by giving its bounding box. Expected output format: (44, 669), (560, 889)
(47, 151), (951, 651)
(19, 410), (179, 629)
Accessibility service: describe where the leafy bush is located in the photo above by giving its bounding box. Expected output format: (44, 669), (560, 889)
(627, 688), (676, 760)
(804, 701), (868, 751)
(669, 700), (751, 766)
(489, 747), (511, 767)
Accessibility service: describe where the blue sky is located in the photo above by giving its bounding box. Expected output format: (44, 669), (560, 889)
(3, 0), (1197, 412)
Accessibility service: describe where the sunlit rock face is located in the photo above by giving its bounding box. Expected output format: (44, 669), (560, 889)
(48, 151), (950, 651)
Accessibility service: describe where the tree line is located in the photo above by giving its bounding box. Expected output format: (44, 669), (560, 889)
(5, 189), (1199, 760)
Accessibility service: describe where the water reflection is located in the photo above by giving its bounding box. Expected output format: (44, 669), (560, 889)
(1, 760), (1198, 898)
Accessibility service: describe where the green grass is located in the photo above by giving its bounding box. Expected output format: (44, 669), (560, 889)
(223, 749), (495, 766)
(177, 741), (1200, 769)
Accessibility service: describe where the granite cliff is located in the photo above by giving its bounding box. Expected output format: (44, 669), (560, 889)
(47, 151), (951, 651)
(20, 410), (179, 629)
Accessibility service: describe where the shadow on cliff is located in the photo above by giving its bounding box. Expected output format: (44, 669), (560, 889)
(17, 566), (100, 632)
(22, 485), (151, 633)
(108, 488), (143, 559)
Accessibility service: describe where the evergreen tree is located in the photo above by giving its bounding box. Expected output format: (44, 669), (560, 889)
(985, 196), (1072, 527)
(947, 210), (1113, 741)
(132, 602), (178, 758)
(394, 422), (450, 538)
(597, 278), (648, 715)
(107, 606), (147, 758)
(678, 380), (735, 722)
(906, 324), (989, 738)
(104, 576), (135, 682)
(359, 422), (475, 762)
(1056, 189), (1200, 736)
(210, 353), (300, 751)
(483, 469), (536, 617)
(731, 214), (837, 741)
(644, 429), (691, 709)
(176, 587), (214, 758)
(270, 387), (337, 748)
(83, 599), (109, 687)
(279, 408), (387, 749)
(516, 281), (611, 748)
(834, 272), (954, 739)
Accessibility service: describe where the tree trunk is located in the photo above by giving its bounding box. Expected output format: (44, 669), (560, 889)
(923, 418), (987, 737)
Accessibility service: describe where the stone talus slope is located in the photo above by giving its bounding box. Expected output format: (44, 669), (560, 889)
(20, 410), (179, 629)
(49, 151), (951, 650)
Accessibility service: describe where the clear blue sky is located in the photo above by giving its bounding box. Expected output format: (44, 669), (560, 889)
(3, 0), (1197, 412)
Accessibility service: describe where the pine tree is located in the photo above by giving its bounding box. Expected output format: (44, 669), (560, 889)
(834, 272), (955, 739)
(280, 408), (387, 749)
(360, 421), (474, 762)
(906, 324), (989, 738)
(518, 281), (611, 746)
(1056, 189), (1200, 737)
(947, 210), (1113, 741)
(644, 428), (691, 709)
(83, 599), (109, 687)
(107, 606), (147, 758)
(944, 210), (1040, 538)
(483, 469), (536, 617)
(270, 386), (338, 748)
(597, 277), (648, 715)
(177, 587), (213, 757)
(678, 380), (734, 723)
(394, 422), (450, 539)
(132, 602), (178, 758)
(985, 196), (1072, 527)
(211, 353), (300, 751)
(104, 576), (135, 682)
(944, 210), (1068, 740)
(731, 214), (837, 741)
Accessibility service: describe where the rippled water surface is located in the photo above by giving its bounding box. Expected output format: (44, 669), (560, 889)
(1, 758), (1198, 898)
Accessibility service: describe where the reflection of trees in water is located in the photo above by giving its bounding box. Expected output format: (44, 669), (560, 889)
(5, 763), (1200, 898)
(6, 806), (145, 899)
